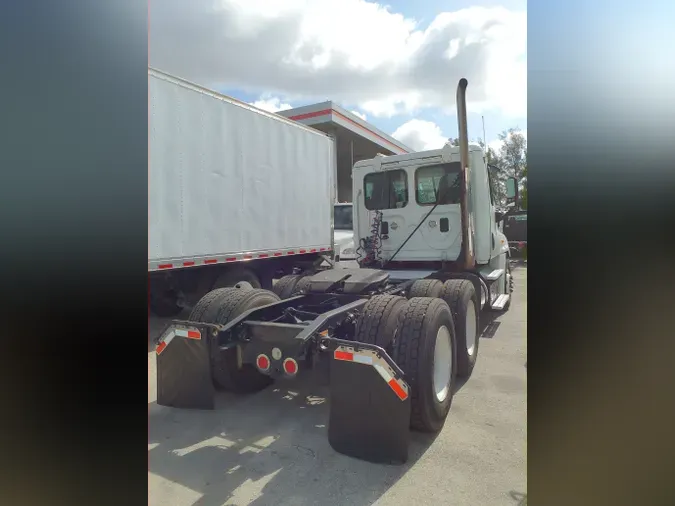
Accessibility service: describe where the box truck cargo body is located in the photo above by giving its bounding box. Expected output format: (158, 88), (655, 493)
(149, 68), (336, 316)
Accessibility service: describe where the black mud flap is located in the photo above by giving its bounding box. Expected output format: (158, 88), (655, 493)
(155, 323), (216, 410)
(328, 342), (411, 464)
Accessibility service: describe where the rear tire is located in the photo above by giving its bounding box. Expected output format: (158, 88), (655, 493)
(407, 279), (443, 299)
(189, 287), (280, 393)
(272, 274), (303, 299)
(354, 295), (407, 350)
(440, 279), (480, 378)
(393, 297), (457, 432)
(290, 275), (314, 296)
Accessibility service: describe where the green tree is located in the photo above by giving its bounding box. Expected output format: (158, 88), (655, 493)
(447, 131), (527, 209)
(491, 128), (527, 210)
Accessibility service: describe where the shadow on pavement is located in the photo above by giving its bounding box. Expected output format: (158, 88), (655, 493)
(479, 311), (503, 339)
(149, 375), (440, 506)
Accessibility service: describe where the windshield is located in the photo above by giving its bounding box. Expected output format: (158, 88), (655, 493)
(334, 205), (353, 230)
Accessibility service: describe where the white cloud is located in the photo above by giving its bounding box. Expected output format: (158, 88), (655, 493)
(392, 119), (525, 153)
(351, 110), (367, 121)
(392, 119), (448, 151)
(150, 1), (527, 119)
(249, 96), (293, 113)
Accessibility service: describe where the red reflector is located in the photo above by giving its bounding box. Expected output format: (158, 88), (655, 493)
(334, 350), (354, 361)
(320, 248), (326, 251)
(299, 249), (306, 254)
(158, 264), (172, 269)
(243, 255), (253, 260)
(204, 259), (217, 264)
(283, 358), (298, 375)
(273, 252), (283, 257)
(256, 355), (270, 371)
(156, 342), (167, 355)
(186, 330), (201, 339)
(310, 249), (317, 253)
(388, 379), (408, 401)
(258, 254), (269, 258)
(183, 261), (195, 267)
(287, 251), (295, 255)
(225, 257), (237, 262)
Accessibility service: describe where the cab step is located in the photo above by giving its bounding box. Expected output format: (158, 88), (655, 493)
(485, 268), (504, 281)
(491, 294), (510, 310)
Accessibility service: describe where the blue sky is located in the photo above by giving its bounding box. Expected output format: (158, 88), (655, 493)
(151, 0), (527, 150)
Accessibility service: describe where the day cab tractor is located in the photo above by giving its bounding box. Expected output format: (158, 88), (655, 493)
(153, 78), (518, 465)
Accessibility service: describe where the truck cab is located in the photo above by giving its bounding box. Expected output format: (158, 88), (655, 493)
(352, 143), (511, 306)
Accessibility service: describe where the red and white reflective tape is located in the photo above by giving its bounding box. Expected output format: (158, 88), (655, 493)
(149, 245), (333, 271)
(333, 347), (410, 401)
(175, 328), (201, 340)
(156, 327), (201, 355)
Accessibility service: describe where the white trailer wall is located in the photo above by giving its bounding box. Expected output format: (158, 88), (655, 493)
(149, 69), (334, 265)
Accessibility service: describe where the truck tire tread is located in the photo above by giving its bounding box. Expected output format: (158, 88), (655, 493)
(407, 279), (443, 299)
(440, 279), (479, 377)
(393, 297), (457, 432)
(273, 274), (303, 299)
(189, 287), (280, 392)
(354, 295), (407, 350)
(291, 275), (314, 296)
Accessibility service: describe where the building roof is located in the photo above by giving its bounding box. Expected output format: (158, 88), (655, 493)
(278, 101), (412, 155)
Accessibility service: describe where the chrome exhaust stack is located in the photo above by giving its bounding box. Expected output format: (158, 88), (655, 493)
(456, 78), (475, 270)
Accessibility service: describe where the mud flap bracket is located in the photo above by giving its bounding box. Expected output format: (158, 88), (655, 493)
(326, 339), (411, 464)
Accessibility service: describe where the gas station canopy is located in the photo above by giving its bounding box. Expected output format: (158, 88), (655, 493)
(278, 101), (413, 203)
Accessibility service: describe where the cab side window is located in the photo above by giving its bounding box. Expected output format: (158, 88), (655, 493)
(364, 170), (408, 210)
(415, 163), (461, 206)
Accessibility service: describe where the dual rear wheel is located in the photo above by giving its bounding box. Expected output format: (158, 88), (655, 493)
(357, 278), (481, 433)
(408, 278), (480, 377)
(355, 295), (451, 429)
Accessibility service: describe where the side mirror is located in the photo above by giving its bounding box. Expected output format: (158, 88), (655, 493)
(505, 177), (518, 201)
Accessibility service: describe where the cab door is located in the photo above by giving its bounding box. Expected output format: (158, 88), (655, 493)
(359, 169), (411, 260)
(414, 163), (463, 257)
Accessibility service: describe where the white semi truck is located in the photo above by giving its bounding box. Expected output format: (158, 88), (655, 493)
(153, 78), (517, 464)
(149, 68), (336, 316)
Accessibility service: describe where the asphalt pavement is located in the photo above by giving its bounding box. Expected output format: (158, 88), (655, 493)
(148, 264), (527, 506)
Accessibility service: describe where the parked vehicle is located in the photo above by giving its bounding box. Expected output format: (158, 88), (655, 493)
(153, 77), (516, 464)
(333, 202), (356, 262)
(149, 68), (336, 316)
(503, 210), (527, 257)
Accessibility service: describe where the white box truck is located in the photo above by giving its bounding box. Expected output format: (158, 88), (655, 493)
(149, 68), (336, 316)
